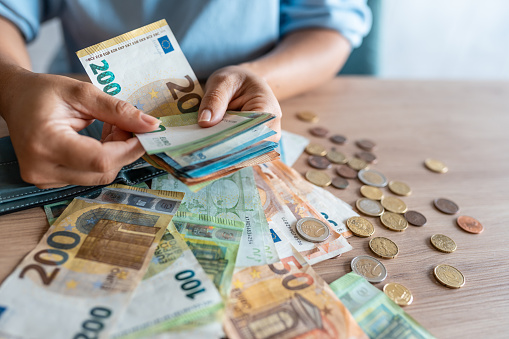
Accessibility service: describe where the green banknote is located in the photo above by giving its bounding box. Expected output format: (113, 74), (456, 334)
(329, 272), (435, 339)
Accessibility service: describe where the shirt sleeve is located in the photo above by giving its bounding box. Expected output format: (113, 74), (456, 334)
(0, 0), (62, 42)
(280, 0), (372, 48)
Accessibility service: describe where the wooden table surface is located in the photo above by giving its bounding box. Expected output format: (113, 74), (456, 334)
(1, 77), (509, 338)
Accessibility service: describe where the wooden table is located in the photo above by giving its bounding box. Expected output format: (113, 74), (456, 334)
(1, 77), (508, 338)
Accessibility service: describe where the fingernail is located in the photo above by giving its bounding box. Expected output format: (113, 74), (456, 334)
(141, 114), (159, 125)
(198, 109), (211, 122)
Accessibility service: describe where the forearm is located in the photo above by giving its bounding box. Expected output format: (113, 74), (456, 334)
(240, 28), (351, 101)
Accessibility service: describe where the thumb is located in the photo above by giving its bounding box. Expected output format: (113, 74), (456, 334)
(198, 76), (236, 128)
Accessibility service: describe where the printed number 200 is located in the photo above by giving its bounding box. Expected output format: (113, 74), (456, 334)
(89, 60), (121, 96)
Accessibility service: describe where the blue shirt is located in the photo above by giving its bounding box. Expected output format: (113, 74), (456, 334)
(0, 0), (372, 78)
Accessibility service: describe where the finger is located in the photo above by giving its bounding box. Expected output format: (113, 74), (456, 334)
(101, 122), (113, 142)
(35, 165), (120, 188)
(198, 74), (240, 128)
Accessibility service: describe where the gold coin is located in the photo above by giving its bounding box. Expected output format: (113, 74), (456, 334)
(424, 158), (448, 173)
(381, 196), (408, 214)
(380, 212), (408, 232)
(348, 157), (369, 171)
(326, 149), (347, 164)
(356, 198), (384, 217)
(305, 170), (331, 187)
(434, 264), (465, 288)
(430, 234), (457, 253)
(305, 143), (327, 156)
(388, 181), (412, 196)
(296, 111), (318, 123)
(383, 282), (413, 306)
(369, 237), (399, 259)
(360, 185), (383, 200)
(346, 217), (375, 237)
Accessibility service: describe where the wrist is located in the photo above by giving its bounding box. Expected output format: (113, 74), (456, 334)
(0, 64), (32, 122)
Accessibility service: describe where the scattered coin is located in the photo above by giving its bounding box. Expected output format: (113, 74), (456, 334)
(360, 185), (384, 200)
(297, 111), (318, 123)
(388, 181), (412, 196)
(380, 212), (408, 232)
(309, 126), (329, 137)
(331, 177), (349, 189)
(434, 264), (465, 288)
(383, 283), (413, 306)
(356, 139), (376, 151)
(348, 157), (369, 171)
(456, 216), (484, 234)
(356, 198), (384, 217)
(307, 155), (331, 169)
(404, 210), (427, 226)
(346, 216), (375, 237)
(351, 255), (387, 283)
(357, 169), (388, 187)
(424, 158), (448, 173)
(355, 151), (377, 164)
(430, 234), (457, 253)
(305, 170), (332, 187)
(295, 217), (330, 243)
(381, 196), (408, 214)
(326, 149), (347, 164)
(330, 134), (347, 144)
(305, 143), (327, 156)
(369, 237), (399, 259)
(434, 198), (459, 215)
(336, 165), (358, 179)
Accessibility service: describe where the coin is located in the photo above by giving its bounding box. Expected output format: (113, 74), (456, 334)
(336, 165), (358, 179)
(383, 283), (413, 306)
(305, 170), (331, 187)
(331, 177), (349, 189)
(380, 212), (408, 232)
(326, 149), (347, 164)
(456, 216), (484, 234)
(351, 255), (387, 283)
(434, 264), (465, 288)
(424, 158), (448, 173)
(430, 234), (457, 253)
(356, 198), (384, 217)
(356, 139), (376, 151)
(369, 237), (399, 259)
(360, 185), (384, 200)
(357, 169), (388, 187)
(295, 217), (330, 243)
(388, 181), (412, 196)
(309, 126), (329, 137)
(381, 196), (408, 214)
(348, 157), (369, 171)
(307, 155), (331, 169)
(297, 111), (318, 123)
(346, 216), (375, 237)
(305, 143), (327, 156)
(355, 151), (377, 164)
(330, 134), (347, 144)
(434, 198), (459, 215)
(404, 210), (427, 226)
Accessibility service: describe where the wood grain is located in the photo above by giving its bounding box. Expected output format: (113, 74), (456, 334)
(1, 77), (508, 338)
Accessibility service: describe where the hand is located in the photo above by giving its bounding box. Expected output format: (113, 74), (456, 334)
(197, 66), (282, 142)
(2, 71), (160, 189)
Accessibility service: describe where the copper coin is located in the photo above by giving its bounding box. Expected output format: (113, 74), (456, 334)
(434, 198), (459, 215)
(331, 177), (349, 189)
(457, 216), (484, 234)
(356, 139), (376, 151)
(309, 127), (329, 137)
(307, 155), (331, 169)
(355, 151), (377, 164)
(330, 134), (347, 144)
(404, 210), (427, 226)
(336, 165), (357, 179)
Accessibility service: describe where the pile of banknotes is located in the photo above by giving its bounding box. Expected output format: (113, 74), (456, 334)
(76, 20), (279, 190)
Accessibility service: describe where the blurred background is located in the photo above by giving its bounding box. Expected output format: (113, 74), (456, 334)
(28, 0), (509, 79)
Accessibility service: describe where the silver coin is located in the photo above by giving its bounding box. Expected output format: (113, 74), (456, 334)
(295, 217), (330, 243)
(356, 198), (384, 217)
(358, 169), (388, 187)
(351, 255), (387, 283)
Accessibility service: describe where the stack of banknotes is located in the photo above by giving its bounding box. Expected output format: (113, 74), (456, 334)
(76, 20), (279, 190)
